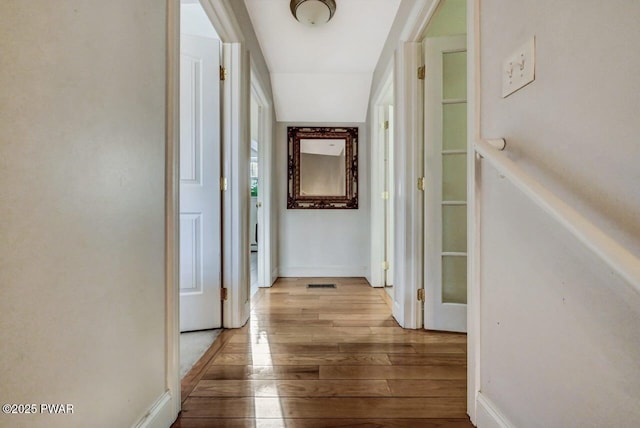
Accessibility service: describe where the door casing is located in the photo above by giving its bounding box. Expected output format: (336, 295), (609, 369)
(165, 0), (256, 420)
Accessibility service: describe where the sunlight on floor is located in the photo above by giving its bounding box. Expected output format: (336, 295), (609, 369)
(250, 302), (285, 423)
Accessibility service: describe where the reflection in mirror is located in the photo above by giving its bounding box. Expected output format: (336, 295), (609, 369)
(299, 139), (346, 196)
(287, 127), (358, 209)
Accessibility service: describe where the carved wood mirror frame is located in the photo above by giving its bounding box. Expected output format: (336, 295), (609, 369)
(287, 126), (358, 209)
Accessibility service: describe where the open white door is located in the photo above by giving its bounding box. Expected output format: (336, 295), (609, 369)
(385, 105), (395, 289)
(424, 35), (468, 332)
(179, 34), (222, 332)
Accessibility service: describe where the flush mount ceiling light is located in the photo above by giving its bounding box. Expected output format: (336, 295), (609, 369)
(290, 0), (336, 26)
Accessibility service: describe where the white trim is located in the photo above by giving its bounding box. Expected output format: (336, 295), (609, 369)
(250, 66), (274, 289)
(222, 42), (251, 328)
(369, 103), (388, 288)
(467, 0), (481, 423)
(392, 41), (423, 329)
(271, 267), (279, 285)
(132, 391), (173, 428)
(198, 0), (243, 42)
(401, 0), (441, 42)
(164, 0), (181, 421)
(476, 393), (516, 428)
(369, 58), (395, 111)
(370, 65), (395, 290)
(279, 266), (368, 278)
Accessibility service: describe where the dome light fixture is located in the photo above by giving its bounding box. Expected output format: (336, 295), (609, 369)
(290, 0), (336, 26)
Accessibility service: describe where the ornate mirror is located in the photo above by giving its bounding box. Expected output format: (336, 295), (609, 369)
(287, 127), (358, 209)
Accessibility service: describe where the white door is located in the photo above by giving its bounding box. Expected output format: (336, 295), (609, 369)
(385, 105), (395, 288)
(424, 35), (468, 332)
(179, 34), (222, 332)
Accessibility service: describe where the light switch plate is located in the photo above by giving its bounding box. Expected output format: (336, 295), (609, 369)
(502, 37), (535, 98)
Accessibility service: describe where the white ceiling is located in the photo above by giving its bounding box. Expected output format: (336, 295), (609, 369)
(244, 0), (401, 123)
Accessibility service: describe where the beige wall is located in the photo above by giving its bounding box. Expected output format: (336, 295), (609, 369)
(0, 1), (167, 427)
(478, 0), (640, 426)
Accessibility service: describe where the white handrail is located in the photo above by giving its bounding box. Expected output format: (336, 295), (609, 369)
(475, 138), (640, 295)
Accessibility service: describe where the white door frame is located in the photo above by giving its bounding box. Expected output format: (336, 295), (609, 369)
(250, 68), (275, 288)
(392, 41), (424, 329)
(369, 62), (394, 289)
(382, 0), (439, 331)
(165, 0), (251, 421)
(221, 42), (251, 328)
(165, 0), (181, 418)
(467, 0), (480, 423)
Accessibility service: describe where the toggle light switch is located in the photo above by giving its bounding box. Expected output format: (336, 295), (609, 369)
(502, 37), (535, 98)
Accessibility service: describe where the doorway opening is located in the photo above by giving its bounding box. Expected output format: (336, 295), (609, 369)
(249, 70), (274, 295)
(249, 92), (260, 299)
(370, 65), (395, 299)
(383, 103), (395, 300)
(178, 0), (223, 378)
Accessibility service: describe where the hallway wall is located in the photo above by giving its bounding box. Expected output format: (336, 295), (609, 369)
(477, 1), (640, 426)
(275, 123), (370, 278)
(0, 2), (167, 427)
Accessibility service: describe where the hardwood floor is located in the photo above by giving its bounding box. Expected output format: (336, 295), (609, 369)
(173, 278), (472, 428)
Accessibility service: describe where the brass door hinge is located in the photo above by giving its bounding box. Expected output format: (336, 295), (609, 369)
(417, 177), (425, 191)
(417, 65), (425, 80)
(220, 288), (228, 301)
(381, 191), (389, 200)
(382, 261), (390, 271)
(383, 120), (389, 130)
(417, 288), (425, 302)
(220, 177), (227, 191)
(220, 65), (227, 81)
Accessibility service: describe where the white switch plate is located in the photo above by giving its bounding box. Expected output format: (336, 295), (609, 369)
(502, 37), (536, 98)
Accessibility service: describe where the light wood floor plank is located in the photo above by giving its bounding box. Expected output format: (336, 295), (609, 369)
(238, 326), (373, 335)
(221, 343), (341, 354)
(191, 379), (391, 397)
(389, 353), (468, 365)
(203, 365), (319, 381)
(338, 343), (417, 353)
(211, 353), (392, 366)
(319, 365), (466, 380)
(387, 379), (467, 397)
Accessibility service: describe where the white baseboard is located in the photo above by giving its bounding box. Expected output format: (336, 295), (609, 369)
(476, 392), (515, 428)
(278, 265), (368, 278)
(132, 391), (175, 428)
(365, 274), (373, 286)
(270, 267), (278, 285)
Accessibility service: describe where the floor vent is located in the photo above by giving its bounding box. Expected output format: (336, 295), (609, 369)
(307, 283), (336, 289)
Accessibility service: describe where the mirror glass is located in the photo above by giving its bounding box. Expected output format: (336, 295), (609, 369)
(299, 139), (346, 196)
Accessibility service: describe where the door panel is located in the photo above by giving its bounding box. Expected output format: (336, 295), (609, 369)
(424, 35), (468, 332)
(180, 213), (202, 292)
(179, 34), (222, 332)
